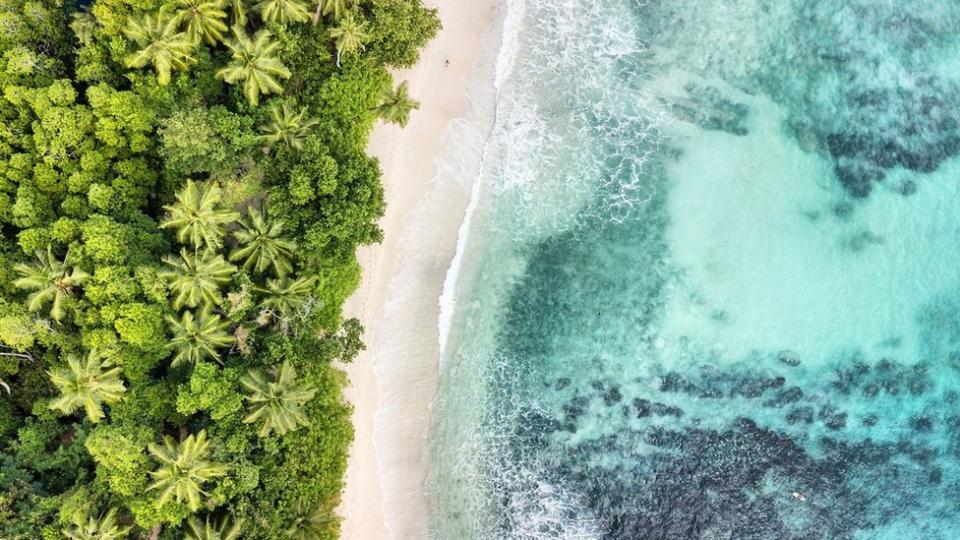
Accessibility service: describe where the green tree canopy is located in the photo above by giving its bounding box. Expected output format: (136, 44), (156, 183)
(48, 350), (126, 423)
(167, 309), (235, 366)
(256, 275), (315, 330)
(123, 8), (195, 86)
(172, 0), (230, 45)
(62, 507), (132, 540)
(286, 497), (338, 540)
(240, 360), (316, 437)
(217, 28), (291, 106)
(230, 206), (296, 277)
(160, 180), (240, 250)
(147, 430), (228, 511)
(257, 102), (318, 150)
(162, 249), (237, 309)
(321, 0), (351, 21)
(13, 247), (90, 322)
(378, 80), (419, 127)
(328, 14), (370, 67)
(185, 515), (243, 540)
(255, 0), (311, 25)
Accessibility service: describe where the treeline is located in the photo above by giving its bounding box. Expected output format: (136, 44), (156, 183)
(0, 0), (437, 537)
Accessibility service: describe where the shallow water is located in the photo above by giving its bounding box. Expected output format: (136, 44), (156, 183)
(429, 1), (960, 538)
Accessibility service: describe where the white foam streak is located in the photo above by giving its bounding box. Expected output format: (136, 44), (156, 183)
(437, 0), (526, 360)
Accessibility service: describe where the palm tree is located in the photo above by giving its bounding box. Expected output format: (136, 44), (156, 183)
(13, 247), (90, 322)
(186, 515), (242, 540)
(378, 81), (419, 127)
(163, 249), (237, 310)
(161, 180), (240, 250)
(256, 276), (315, 327)
(257, 102), (318, 150)
(328, 14), (369, 68)
(172, 0), (229, 45)
(228, 0), (249, 25)
(48, 351), (126, 423)
(255, 0), (310, 24)
(123, 8), (195, 86)
(321, 0), (351, 20)
(217, 28), (291, 106)
(241, 361), (316, 437)
(148, 430), (227, 511)
(70, 12), (98, 45)
(167, 310), (235, 366)
(230, 206), (296, 277)
(286, 497), (338, 539)
(62, 507), (132, 540)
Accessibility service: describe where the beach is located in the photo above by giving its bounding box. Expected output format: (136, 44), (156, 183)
(337, 0), (501, 538)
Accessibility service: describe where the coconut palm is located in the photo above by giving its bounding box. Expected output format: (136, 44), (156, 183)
(48, 350), (126, 423)
(161, 180), (240, 250)
(217, 28), (291, 106)
(13, 247), (90, 322)
(70, 12), (98, 45)
(327, 13), (369, 68)
(286, 497), (337, 539)
(256, 275), (315, 325)
(186, 514), (243, 540)
(230, 206), (296, 277)
(62, 507), (132, 540)
(148, 430), (227, 511)
(123, 8), (195, 86)
(321, 0), (350, 20)
(255, 0), (310, 24)
(228, 0), (249, 25)
(378, 81), (419, 127)
(257, 102), (318, 150)
(241, 361), (316, 437)
(162, 249), (237, 310)
(167, 310), (235, 366)
(172, 0), (229, 45)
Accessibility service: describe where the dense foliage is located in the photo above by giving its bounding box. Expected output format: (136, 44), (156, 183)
(0, 0), (439, 537)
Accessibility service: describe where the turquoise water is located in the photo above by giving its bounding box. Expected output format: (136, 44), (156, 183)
(429, 1), (960, 538)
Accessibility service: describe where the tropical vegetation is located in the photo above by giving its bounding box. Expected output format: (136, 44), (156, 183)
(0, 0), (439, 537)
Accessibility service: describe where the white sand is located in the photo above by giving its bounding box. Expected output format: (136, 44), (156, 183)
(337, 1), (501, 538)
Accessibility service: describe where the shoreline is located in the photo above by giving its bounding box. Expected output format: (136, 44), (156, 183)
(337, 1), (502, 538)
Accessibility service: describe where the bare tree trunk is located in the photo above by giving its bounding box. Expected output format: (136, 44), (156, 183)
(149, 525), (162, 540)
(312, 0), (324, 26)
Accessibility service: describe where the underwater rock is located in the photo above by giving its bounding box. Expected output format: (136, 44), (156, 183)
(554, 377), (572, 391)
(762, 386), (803, 408)
(730, 376), (785, 399)
(786, 406), (815, 425)
(819, 406), (847, 430)
(832, 362), (870, 394)
(633, 398), (683, 418)
(777, 350), (801, 367)
(563, 395), (590, 423)
(603, 385), (623, 406)
(660, 372), (697, 393)
(909, 416), (933, 432)
(842, 231), (884, 252)
(659, 83), (750, 136)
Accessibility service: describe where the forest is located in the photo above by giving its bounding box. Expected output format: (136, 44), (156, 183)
(0, 0), (438, 537)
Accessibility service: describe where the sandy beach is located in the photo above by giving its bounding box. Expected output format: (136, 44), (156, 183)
(337, 1), (501, 539)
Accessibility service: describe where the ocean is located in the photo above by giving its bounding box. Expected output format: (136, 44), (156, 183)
(428, 1), (960, 538)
